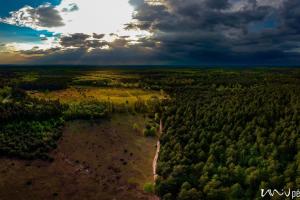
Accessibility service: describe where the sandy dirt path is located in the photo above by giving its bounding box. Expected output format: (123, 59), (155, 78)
(153, 120), (163, 181)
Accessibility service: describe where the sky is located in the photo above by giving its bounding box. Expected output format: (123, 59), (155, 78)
(0, 0), (300, 66)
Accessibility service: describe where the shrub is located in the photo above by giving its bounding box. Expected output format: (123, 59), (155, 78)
(144, 182), (155, 193)
(143, 126), (157, 137)
(64, 101), (108, 120)
(132, 123), (139, 132)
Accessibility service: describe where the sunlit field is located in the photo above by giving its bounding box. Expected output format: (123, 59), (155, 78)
(29, 87), (164, 105)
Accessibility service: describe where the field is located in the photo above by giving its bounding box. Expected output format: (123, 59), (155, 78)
(29, 87), (164, 105)
(0, 114), (158, 200)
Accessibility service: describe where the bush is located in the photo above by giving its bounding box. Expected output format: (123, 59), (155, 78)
(132, 123), (139, 132)
(64, 101), (108, 120)
(143, 126), (156, 137)
(144, 182), (155, 193)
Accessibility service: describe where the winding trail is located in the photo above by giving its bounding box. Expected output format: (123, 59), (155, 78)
(153, 120), (163, 181)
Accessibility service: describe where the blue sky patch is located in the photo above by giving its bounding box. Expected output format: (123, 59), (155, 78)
(0, 0), (61, 16)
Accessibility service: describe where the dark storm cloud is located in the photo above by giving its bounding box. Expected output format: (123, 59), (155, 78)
(19, 47), (61, 55)
(205, 0), (230, 9)
(31, 44), (168, 65)
(62, 3), (79, 12)
(124, 0), (300, 65)
(32, 4), (64, 27)
(280, 0), (300, 32)
(60, 33), (90, 47)
(59, 33), (109, 49)
(128, 0), (271, 32)
(0, 3), (64, 28)
(92, 33), (105, 39)
(21, 0), (300, 65)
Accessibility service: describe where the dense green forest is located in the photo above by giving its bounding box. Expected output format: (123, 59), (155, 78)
(154, 70), (300, 200)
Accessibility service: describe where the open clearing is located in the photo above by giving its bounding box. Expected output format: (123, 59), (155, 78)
(29, 87), (164, 105)
(0, 114), (158, 200)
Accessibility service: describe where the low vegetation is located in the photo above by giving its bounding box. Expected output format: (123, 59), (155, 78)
(63, 101), (108, 120)
(144, 182), (155, 193)
(0, 91), (66, 160)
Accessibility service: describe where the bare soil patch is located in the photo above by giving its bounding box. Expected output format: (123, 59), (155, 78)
(0, 114), (158, 200)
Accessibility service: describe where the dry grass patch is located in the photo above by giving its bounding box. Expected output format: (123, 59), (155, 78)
(29, 87), (164, 105)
